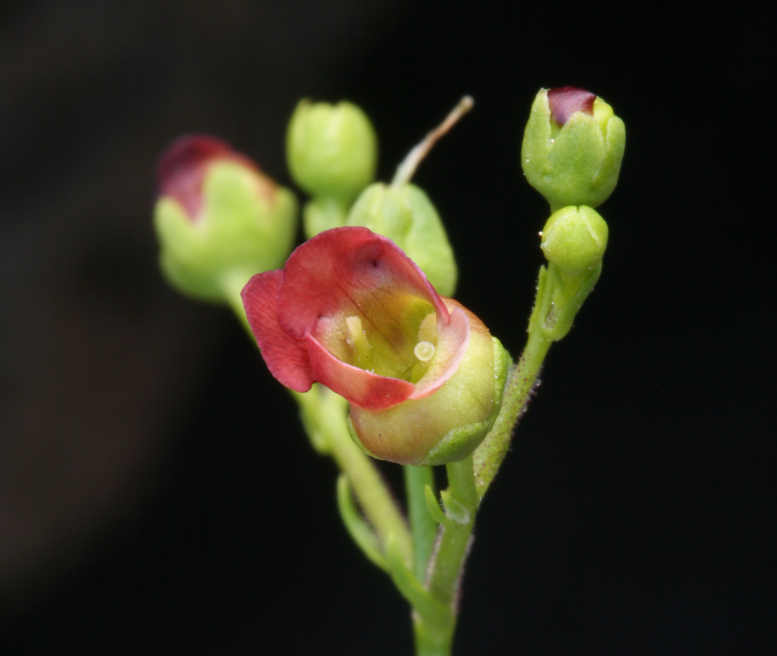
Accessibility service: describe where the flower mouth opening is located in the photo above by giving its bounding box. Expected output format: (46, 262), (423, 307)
(242, 226), (473, 411)
(340, 304), (440, 384)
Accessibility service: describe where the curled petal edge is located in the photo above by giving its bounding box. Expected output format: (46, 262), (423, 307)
(241, 270), (315, 392)
(306, 335), (415, 409)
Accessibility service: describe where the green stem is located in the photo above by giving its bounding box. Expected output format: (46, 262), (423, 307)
(473, 269), (555, 498)
(410, 456), (479, 656)
(427, 457), (478, 605)
(294, 387), (413, 564)
(412, 613), (453, 656)
(405, 465), (438, 582)
(411, 316), (555, 654)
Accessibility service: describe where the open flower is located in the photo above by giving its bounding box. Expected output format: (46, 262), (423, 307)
(241, 226), (507, 465)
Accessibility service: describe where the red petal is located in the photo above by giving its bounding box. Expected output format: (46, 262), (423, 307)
(241, 270), (314, 392)
(307, 335), (415, 409)
(276, 226), (450, 340)
(548, 87), (596, 126)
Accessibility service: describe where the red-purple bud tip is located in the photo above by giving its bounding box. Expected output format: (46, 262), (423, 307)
(156, 135), (258, 221)
(548, 87), (596, 126)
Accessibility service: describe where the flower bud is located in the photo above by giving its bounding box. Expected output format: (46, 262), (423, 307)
(346, 183), (458, 298)
(540, 205), (608, 277)
(154, 135), (297, 303)
(286, 100), (378, 203)
(521, 87), (625, 210)
(302, 197), (348, 240)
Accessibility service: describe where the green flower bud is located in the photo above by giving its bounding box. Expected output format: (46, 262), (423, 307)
(302, 196), (348, 240)
(529, 206), (608, 342)
(286, 100), (378, 203)
(154, 136), (297, 303)
(346, 183), (458, 297)
(540, 205), (608, 277)
(522, 87), (625, 210)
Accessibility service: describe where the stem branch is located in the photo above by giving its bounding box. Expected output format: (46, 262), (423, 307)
(405, 465), (439, 582)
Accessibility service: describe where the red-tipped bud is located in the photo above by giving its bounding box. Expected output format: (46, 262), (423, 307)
(521, 87), (626, 210)
(547, 87), (596, 126)
(153, 135), (297, 302)
(156, 136), (264, 221)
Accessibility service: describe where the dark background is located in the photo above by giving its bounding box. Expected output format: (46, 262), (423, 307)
(1, 1), (772, 654)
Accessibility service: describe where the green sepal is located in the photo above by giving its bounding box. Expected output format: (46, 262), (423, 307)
(530, 261), (602, 342)
(420, 419), (493, 467)
(439, 489), (470, 526)
(336, 475), (388, 571)
(346, 182), (458, 297)
(419, 336), (511, 466)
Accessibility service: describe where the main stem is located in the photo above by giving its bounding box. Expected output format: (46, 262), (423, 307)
(410, 456), (479, 656)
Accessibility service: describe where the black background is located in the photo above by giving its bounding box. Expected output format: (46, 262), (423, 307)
(0, 1), (773, 654)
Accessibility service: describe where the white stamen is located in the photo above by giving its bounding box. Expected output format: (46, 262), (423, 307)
(346, 316), (369, 350)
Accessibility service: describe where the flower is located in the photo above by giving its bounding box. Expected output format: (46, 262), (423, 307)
(521, 86), (626, 210)
(154, 135), (297, 303)
(241, 226), (507, 465)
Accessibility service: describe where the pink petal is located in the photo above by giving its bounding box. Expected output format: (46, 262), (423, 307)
(548, 87), (596, 126)
(276, 226), (451, 340)
(242, 227), (475, 411)
(409, 305), (470, 399)
(241, 270), (314, 392)
(306, 335), (415, 409)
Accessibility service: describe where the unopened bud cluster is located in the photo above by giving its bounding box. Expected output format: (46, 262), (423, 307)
(521, 86), (626, 341)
